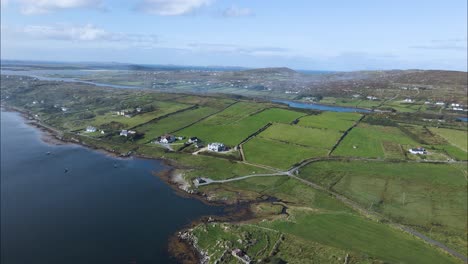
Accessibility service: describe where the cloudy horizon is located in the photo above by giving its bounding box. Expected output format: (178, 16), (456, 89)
(1, 0), (467, 71)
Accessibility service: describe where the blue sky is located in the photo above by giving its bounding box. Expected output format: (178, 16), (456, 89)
(1, 0), (467, 71)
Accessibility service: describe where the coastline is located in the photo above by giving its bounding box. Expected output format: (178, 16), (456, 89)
(1, 105), (268, 264)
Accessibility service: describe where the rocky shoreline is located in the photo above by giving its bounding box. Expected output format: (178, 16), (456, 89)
(1, 105), (261, 264)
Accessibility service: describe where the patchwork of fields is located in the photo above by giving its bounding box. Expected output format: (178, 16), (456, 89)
(298, 160), (468, 253)
(244, 112), (360, 169)
(333, 123), (419, 159)
(177, 104), (304, 146)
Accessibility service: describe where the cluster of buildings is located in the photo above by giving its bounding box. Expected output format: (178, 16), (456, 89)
(366, 95), (378, 100)
(120, 130), (136, 137)
(153, 134), (227, 152)
(115, 107), (143, 118)
(207, 142), (226, 152)
(155, 134), (184, 144)
(85, 126), (105, 134)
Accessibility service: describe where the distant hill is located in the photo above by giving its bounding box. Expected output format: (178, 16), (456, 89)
(384, 70), (467, 86)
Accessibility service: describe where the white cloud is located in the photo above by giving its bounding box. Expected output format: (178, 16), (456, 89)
(137, 0), (212, 16)
(13, 24), (158, 47)
(222, 6), (253, 17)
(16, 0), (103, 14)
(1, 0), (9, 8)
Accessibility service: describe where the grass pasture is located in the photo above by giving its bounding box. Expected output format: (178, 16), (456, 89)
(243, 137), (328, 170)
(297, 112), (362, 131)
(134, 106), (218, 143)
(178, 106), (304, 146)
(259, 209), (459, 264)
(299, 160), (468, 253)
(243, 122), (342, 169)
(429, 127), (467, 152)
(333, 123), (419, 159)
(90, 101), (191, 129)
(260, 123), (342, 148)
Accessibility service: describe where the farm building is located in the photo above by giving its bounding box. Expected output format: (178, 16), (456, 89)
(403, 98), (414, 103)
(159, 135), (176, 144)
(188, 137), (199, 143)
(208, 142), (226, 152)
(120, 130), (136, 137)
(409, 147), (427, 155)
(85, 126), (97, 133)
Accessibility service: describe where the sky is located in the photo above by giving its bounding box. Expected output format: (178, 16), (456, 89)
(1, 0), (467, 71)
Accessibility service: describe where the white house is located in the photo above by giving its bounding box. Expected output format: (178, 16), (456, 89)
(435, 102), (445, 106)
(451, 103), (461, 107)
(120, 130), (128, 137)
(208, 142), (225, 152)
(366, 96), (378, 100)
(409, 147), (427, 155)
(403, 98), (414, 103)
(159, 135), (175, 144)
(61, 107), (68, 112)
(85, 126), (97, 133)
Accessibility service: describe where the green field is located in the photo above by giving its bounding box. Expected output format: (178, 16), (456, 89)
(243, 137), (328, 170)
(429, 127), (468, 152)
(243, 123), (341, 169)
(299, 160), (468, 253)
(259, 209), (458, 264)
(199, 175), (460, 263)
(135, 106), (218, 143)
(333, 123), (419, 159)
(297, 112), (362, 131)
(260, 123), (342, 148)
(178, 106), (304, 146)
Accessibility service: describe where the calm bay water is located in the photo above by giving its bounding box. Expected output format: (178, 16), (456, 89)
(0, 111), (222, 264)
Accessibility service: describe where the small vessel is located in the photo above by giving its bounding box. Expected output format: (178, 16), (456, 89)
(64, 168), (69, 173)
(46, 151), (51, 155)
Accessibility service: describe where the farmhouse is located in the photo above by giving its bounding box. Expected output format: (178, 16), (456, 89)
(159, 134), (175, 144)
(435, 101), (445, 106)
(403, 98), (414, 103)
(409, 147), (427, 155)
(85, 126), (97, 133)
(366, 96), (378, 100)
(208, 142), (226, 152)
